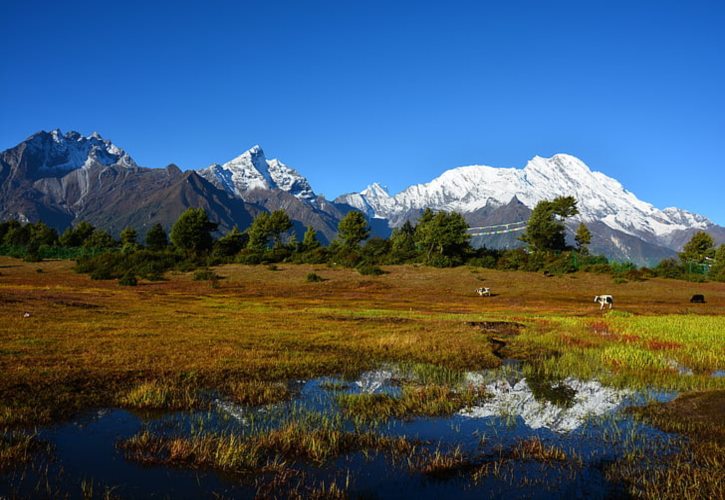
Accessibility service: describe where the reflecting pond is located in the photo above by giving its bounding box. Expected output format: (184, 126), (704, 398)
(1, 362), (681, 499)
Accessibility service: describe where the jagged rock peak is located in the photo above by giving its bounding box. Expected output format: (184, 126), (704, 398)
(197, 145), (315, 201)
(24, 129), (137, 171)
(337, 153), (714, 243)
(361, 182), (391, 198)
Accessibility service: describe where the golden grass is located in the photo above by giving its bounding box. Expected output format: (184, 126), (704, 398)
(119, 379), (206, 410)
(223, 380), (290, 406)
(120, 414), (416, 472)
(508, 437), (569, 463)
(605, 391), (725, 499)
(1, 256), (724, 428)
(0, 429), (49, 471)
(337, 384), (487, 423)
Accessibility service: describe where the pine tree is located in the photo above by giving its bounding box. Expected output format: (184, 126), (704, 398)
(145, 223), (168, 251)
(170, 208), (218, 255)
(247, 212), (271, 250)
(301, 226), (321, 251)
(414, 210), (470, 266)
(120, 227), (138, 246)
(267, 210), (293, 248)
(520, 196), (579, 252)
(574, 223), (592, 254)
(679, 231), (715, 264)
(335, 211), (370, 249)
(389, 220), (417, 263)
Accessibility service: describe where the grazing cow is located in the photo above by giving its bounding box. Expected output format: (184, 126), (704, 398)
(690, 294), (705, 304)
(475, 287), (491, 297)
(594, 295), (614, 310)
(23, 312), (31, 318)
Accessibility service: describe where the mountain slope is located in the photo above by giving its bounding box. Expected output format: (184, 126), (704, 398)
(1, 131), (720, 265)
(0, 131), (257, 236)
(337, 154), (723, 264)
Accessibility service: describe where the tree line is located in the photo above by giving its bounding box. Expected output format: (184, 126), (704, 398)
(1, 196), (723, 283)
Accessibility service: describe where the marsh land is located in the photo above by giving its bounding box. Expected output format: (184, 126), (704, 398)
(1, 257), (723, 498)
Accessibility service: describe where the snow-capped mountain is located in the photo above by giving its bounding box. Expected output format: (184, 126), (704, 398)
(21, 129), (138, 174)
(198, 145), (315, 201)
(337, 154), (715, 250)
(459, 376), (631, 433)
(2, 130), (722, 264)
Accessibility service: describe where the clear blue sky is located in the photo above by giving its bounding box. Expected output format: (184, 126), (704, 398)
(1, 0), (723, 223)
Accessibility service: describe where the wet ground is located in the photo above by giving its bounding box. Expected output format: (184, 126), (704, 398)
(1, 362), (681, 499)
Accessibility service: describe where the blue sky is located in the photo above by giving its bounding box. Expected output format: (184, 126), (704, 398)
(1, 0), (723, 223)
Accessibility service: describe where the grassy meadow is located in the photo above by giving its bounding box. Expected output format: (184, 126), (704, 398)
(1, 256), (724, 497)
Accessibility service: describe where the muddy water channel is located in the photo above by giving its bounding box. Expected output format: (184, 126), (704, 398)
(2, 362), (680, 499)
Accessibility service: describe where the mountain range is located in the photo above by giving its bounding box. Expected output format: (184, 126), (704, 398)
(1, 130), (722, 265)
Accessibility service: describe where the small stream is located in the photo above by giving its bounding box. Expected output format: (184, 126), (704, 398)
(1, 362), (680, 499)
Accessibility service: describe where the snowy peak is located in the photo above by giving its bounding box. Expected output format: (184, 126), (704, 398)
(24, 129), (137, 172)
(198, 145), (316, 201)
(267, 158), (315, 200)
(361, 182), (391, 199)
(662, 207), (712, 227)
(339, 153), (715, 244)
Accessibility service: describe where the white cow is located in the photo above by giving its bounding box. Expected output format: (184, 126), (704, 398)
(475, 287), (491, 297)
(594, 295), (614, 310)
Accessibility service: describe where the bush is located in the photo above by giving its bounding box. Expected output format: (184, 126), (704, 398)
(118, 272), (138, 286)
(331, 246), (362, 268)
(293, 246), (330, 264)
(623, 269), (648, 282)
(193, 269), (220, 281)
(467, 255), (497, 269)
(306, 272), (324, 282)
(236, 249), (264, 265)
(76, 249), (182, 281)
(356, 264), (386, 276)
(653, 258), (684, 279)
(542, 253), (577, 276)
(497, 249), (529, 271)
(582, 263), (612, 274)
(90, 267), (115, 280)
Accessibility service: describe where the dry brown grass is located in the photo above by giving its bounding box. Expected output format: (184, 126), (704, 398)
(1, 257), (724, 427)
(606, 391), (725, 499)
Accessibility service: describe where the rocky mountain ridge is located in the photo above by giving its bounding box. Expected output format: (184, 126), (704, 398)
(1, 130), (722, 264)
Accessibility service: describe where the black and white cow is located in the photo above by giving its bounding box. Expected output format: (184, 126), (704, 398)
(594, 295), (614, 310)
(475, 287), (492, 297)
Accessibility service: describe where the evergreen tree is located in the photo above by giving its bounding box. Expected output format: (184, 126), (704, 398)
(335, 211), (370, 249)
(300, 226), (321, 251)
(710, 244), (725, 281)
(213, 226), (248, 257)
(520, 196), (579, 252)
(267, 210), (293, 248)
(84, 229), (116, 249)
(3, 222), (31, 246)
(679, 231), (715, 264)
(389, 220), (417, 263)
(414, 210), (470, 266)
(145, 223), (168, 251)
(120, 227), (138, 246)
(0, 221), (17, 243)
(59, 221), (95, 247)
(30, 222), (58, 247)
(170, 208), (218, 255)
(574, 223), (592, 254)
(246, 212), (272, 250)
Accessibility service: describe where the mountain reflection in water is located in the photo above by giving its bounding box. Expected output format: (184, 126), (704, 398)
(460, 375), (632, 433)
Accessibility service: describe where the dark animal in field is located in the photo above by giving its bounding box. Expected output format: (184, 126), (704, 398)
(475, 287), (491, 297)
(594, 295), (614, 310)
(690, 294), (705, 304)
